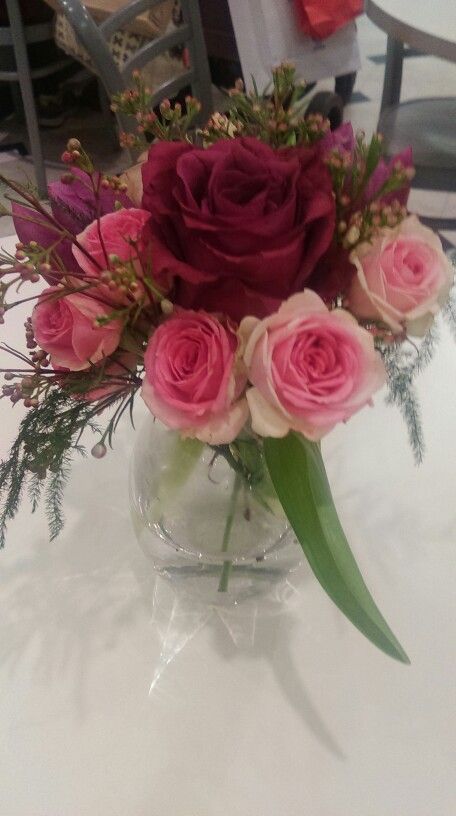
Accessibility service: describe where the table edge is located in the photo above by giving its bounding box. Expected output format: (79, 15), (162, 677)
(366, 0), (456, 64)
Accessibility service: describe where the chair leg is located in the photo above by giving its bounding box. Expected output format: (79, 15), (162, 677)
(97, 79), (118, 150)
(10, 82), (24, 121)
(380, 35), (404, 114)
(5, 0), (47, 199)
(182, 0), (213, 122)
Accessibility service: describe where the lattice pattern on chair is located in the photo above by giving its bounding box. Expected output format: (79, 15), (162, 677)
(54, 0), (186, 93)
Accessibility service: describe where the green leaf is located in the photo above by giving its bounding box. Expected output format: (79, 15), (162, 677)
(364, 133), (383, 180)
(263, 433), (410, 664)
(233, 438), (286, 517)
(232, 438), (265, 481)
(156, 435), (203, 516)
(286, 131), (297, 146)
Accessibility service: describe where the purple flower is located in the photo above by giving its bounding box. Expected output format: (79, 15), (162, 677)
(12, 201), (76, 278)
(320, 123), (413, 207)
(363, 146), (413, 207)
(12, 169), (132, 280)
(48, 168), (131, 234)
(320, 122), (356, 155)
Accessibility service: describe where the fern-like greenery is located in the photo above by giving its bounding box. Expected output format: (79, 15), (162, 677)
(443, 289), (456, 343)
(0, 390), (98, 547)
(385, 259), (456, 462)
(380, 326), (440, 464)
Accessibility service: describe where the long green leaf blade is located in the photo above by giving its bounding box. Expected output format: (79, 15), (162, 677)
(264, 433), (410, 664)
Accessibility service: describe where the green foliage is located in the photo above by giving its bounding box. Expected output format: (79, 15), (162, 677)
(111, 71), (203, 144)
(364, 132), (384, 180)
(0, 390), (98, 546)
(113, 63), (330, 150)
(442, 284), (456, 343)
(264, 433), (410, 664)
(44, 450), (75, 541)
(206, 65), (330, 149)
(231, 437), (283, 515)
(380, 327), (439, 463)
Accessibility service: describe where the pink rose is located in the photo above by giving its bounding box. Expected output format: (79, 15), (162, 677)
(240, 291), (386, 440)
(142, 311), (248, 444)
(348, 216), (454, 336)
(72, 208), (156, 302)
(12, 169), (133, 281)
(32, 287), (122, 371)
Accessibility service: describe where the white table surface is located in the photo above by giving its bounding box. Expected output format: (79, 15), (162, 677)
(366, 0), (456, 62)
(1, 234), (455, 816)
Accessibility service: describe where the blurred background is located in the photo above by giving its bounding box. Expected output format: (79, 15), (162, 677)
(1, 0), (455, 245)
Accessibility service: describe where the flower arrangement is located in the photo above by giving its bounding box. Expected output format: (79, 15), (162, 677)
(0, 65), (454, 663)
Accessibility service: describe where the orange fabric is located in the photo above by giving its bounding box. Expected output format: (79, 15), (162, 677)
(294, 0), (363, 40)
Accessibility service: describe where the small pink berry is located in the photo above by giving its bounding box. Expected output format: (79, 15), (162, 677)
(67, 138), (81, 151)
(61, 173), (74, 185)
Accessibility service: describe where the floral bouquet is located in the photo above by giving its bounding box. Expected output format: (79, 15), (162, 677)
(0, 66), (454, 664)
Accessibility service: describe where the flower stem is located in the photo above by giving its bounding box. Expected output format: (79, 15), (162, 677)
(217, 471), (242, 593)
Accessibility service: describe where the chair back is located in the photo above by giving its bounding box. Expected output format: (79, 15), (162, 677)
(56, 0), (212, 126)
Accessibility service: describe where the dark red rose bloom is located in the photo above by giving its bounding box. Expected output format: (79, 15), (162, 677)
(141, 137), (335, 322)
(307, 241), (357, 303)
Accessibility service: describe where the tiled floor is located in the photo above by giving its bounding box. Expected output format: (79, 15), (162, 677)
(0, 13), (455, 242)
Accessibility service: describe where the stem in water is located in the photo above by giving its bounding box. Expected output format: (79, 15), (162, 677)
(217, 471), (242, 593)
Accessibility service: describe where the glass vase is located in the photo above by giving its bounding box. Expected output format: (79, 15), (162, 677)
(130, 418), (302, 605)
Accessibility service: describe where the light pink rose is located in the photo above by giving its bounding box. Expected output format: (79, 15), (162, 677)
(32, 287), (122, 371)
(348, 215), (454, 336)
(142, 310), (248, 444)
(240, 290), (386, 440)
(72, 208), (152, 302)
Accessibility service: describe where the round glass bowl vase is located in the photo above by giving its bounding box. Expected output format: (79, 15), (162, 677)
(130, 419), (301, 605)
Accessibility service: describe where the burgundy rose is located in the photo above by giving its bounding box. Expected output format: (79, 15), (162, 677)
(140, 137), (335, 322)
(307, 241), (357, 303)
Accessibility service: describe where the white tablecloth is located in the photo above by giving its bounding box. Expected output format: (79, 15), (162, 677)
(0, 234), (455, 816)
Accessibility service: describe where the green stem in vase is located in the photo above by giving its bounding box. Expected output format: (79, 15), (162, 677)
(217, 471), (242, 593)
